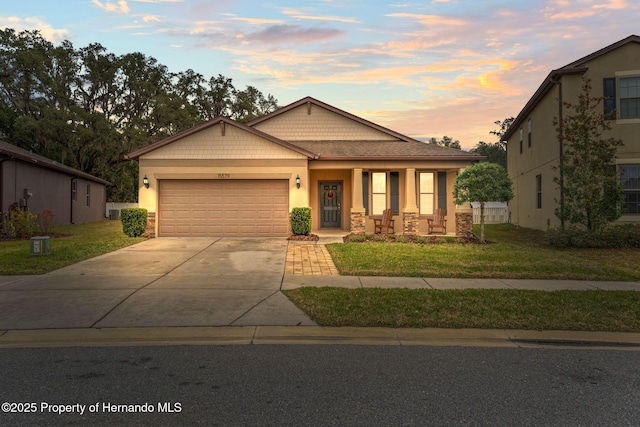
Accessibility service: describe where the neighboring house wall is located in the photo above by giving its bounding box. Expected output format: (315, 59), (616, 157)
(0, 143), (108, 226)
(1, 159), (71, 224)
(72, 177), (107, 224)
(506, 37), (640, 231)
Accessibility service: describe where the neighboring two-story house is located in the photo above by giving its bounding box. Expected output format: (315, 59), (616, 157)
(503, 35), (640, 231)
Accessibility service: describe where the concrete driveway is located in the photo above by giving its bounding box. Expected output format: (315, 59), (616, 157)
(0, 238), (315, 329)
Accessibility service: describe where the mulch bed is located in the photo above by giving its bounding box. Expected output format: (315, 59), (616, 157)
(287, 234), (320, 241)
(342, 233), (490, 244)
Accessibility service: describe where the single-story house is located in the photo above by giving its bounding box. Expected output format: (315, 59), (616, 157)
(127, 97), (483, 237)
(0, 140), (109, 226)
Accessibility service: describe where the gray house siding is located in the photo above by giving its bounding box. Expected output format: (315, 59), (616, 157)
(0, 141), (109, 226)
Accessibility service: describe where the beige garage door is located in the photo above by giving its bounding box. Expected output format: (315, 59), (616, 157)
(158, 180), (289, 237)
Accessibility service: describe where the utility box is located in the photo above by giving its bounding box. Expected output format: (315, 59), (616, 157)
(30, 236), (51, 256)
(109, 209), (120, 220)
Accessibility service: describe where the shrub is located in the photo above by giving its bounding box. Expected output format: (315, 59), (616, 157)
(37, 209), (56, 234)
(121, 208), (148, 237)
(546, 224), (640, 248)
(4, 209), (37, 238)
(290, 207), (312, 236)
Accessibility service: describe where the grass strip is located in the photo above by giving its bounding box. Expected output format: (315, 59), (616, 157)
(0, 220), (146, 275)
(325, 224), (640, 281)
(284, 287), (640, 332)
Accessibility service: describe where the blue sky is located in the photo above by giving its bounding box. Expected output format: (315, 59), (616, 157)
(2, 0), (639, 148)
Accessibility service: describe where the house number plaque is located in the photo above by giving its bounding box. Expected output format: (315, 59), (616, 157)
(217, 173), (231, 179)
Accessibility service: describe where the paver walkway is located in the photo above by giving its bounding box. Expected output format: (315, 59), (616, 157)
(285, 243), (339, 276)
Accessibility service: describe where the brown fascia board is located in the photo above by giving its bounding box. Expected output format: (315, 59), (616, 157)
(126, 116), (318, 160)
(503, 35), (640, 142)
(247, 96), (422, 143)
(0, 142), (111, 185)
(314, 154), (486, 161)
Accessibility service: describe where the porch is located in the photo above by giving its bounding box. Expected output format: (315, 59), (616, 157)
(306, 166), (473, 237)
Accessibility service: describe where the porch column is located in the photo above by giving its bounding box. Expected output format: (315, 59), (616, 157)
(455, 167), (474, 236)
(403, 168), (419, 235)
(350, 168), (366, 234)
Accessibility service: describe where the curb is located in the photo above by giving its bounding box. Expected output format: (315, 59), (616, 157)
(1, 326), (640, 350)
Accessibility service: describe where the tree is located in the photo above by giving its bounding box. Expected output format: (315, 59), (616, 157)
(489, 117), (514, 143)
(453, 162), (513, 242)
(553, 77), (624, 232)
(0, 28), (281, 202)
(429, 135), (461, 150)
(470, 141), (506, 168)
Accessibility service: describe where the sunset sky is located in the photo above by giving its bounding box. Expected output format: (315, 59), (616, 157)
(2, 0), (639, 149)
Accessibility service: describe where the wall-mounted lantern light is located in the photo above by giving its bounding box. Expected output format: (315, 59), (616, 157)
(143, 175), (150, 189)
(295, 175), (301, 189)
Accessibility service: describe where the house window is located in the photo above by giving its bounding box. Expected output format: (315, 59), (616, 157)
(366, 172), (400, 215)
(620, 77), (640, 119)
(72, 180), (77, 201)
(419, 172), (434, 215)
(604, 77), (616, 118)
(536, 174), (542, 209)
(371, 172), (386, 215)
(86, 184), (91, 207)
(621, 164), (640, 214)
(519, 128), (523, 154)
(528, 119), (532, 148)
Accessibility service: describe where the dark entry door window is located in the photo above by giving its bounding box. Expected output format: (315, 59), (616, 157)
(320, 182), (341, 228)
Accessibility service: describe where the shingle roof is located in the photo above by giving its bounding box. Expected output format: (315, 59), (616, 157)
(289, 140), (482, 160)
(0, 140), (110, 185)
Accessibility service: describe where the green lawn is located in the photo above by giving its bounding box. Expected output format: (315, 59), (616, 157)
(0, 220), (146, 275)
(283, 287), (640, 332)
(325, 224), (640, 281)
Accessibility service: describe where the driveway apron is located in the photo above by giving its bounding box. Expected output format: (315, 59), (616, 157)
(0, 238), (315, 329)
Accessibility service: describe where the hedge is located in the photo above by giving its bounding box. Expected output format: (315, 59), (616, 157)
(290, 207), (312, 235)
(121, 208), (148, 237)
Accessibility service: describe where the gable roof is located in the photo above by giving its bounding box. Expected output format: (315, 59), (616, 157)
(0, 140), (110, 185)
(249, 96), (482, 160)
(126, 116), (318, 160)
(248, 96), (421, 143)
(126, 97), (483, 162)
(503, 34), (640, 141)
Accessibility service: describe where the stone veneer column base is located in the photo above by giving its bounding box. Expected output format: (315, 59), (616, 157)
(402, 211), (419, 235)
(455, 212), (473, 237)
(350, 211), (366, 234)
(143, 211), (156, 238)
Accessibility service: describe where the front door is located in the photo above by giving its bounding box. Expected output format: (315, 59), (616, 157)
(320, 182), (341, 228)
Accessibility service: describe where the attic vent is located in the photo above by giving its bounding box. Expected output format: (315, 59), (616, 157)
(221, 121), (226, 136)
(307, 101), (312, 115)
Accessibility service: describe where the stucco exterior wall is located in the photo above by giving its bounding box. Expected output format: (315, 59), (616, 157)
(507, 42), (640, 230)
(138, 159), (309, 236)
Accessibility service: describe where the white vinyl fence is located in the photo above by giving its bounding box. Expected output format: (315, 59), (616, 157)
(106, 202), (139, 220)
(471, 202), (509, 224)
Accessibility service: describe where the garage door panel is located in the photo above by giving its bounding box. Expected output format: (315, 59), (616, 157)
(159, 179), (289, 237)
